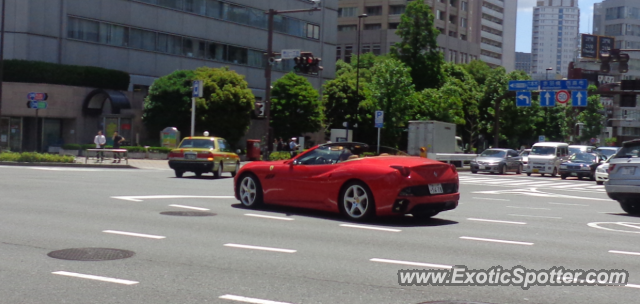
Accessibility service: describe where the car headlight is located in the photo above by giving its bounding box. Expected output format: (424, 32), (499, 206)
(548, 160), (555, 165)
(560, 165), (567, 169)
(597, 168), (606, 173)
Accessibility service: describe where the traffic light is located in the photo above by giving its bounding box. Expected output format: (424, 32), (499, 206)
(619, 53), (630, 73)
(599, 51), (611, 74)
(309, 57), (323, 74)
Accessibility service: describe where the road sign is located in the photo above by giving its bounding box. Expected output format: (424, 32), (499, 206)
(27, 92), (48, 101)
(192, 80), (203, 98)
(556, 90), (570, 104)
(375, 111), (384, 128)
(508, 80), (539, 91)
(26, 101), (47, 109)
(539, 135), (545, 142)
(540, 91), (556, 107)
(281, 49), (301, 59)
(539, 79), (588, 90)
(516, 92), (531, 107)
(572, 91), (588, 107)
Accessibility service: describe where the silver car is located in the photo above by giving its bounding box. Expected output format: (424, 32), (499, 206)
(605, 139), (640, 215)
(470, 148), (523, 175)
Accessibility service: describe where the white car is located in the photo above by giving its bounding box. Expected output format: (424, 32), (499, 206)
(605, 139), (640, 215)
(595, 155), (613, 185)
(519, 149), (531, 165)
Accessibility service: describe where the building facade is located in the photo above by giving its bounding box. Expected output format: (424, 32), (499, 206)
(0, 0), (338, 152)
(531, 0), (580, 80)
(336, 0), (517, 71)
(515, 52), (532, 75)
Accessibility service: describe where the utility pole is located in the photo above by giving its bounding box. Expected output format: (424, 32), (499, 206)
(0, 0), (6, 116)
(263, 5), (321, 158)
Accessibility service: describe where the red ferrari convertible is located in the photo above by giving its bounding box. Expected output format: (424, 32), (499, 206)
(233, 142), (459, 221)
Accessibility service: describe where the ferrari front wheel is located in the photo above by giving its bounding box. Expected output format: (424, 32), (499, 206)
(340, 181), (375, 221)
(238, 174), (263, 208)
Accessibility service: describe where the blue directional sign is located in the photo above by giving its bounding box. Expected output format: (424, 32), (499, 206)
(192, 80), (203, 98)
(540, 79), (588, 90)
(508, 80), (539, 91)
(540, 91), (556, 107)
(516, 92), (532, 107)
(572, 91), (588, 107)
(375, 111), (384, 128)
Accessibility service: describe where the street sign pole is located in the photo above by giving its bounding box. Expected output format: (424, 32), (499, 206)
(377, 128), (381, 155)
(375, 110), (384, 154)
(191, 80), (203, 137)
(34, 108), (38, 151)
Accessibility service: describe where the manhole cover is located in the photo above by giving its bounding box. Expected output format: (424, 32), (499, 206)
(47, 248), (135, 261)
(160, 211), (216, 216)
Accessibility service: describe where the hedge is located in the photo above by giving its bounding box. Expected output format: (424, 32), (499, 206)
(4, 60), (130, 91)
(0, 152), (76, 163)
(62, 144), (171, 154)
(269, 151), (292, 161)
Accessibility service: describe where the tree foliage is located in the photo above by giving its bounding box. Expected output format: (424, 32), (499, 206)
(577, 85), (604, 141)
(270, 72), (324, 139)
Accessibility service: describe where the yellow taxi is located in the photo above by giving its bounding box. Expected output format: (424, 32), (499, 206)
(168, 132), (241, 178)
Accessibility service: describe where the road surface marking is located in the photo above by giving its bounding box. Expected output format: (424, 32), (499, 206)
(472, 197), (510, 201)
(169, 204), (210, 211)
(584, 185), (605, 189)
(467, 218), (526, 225)
(339, 224), (401, 232)
(370, 258), (452, 269)
(111, 195), (235, 202)
(609, 250), (640, 256)
(102, 230), (165, 239)
(508, 214), (562, 219)
(224, 243), (296, 253)
(548, 183), (583, 188)
(549, 202), (588, 206)
(588, 222), (640, 234)
(624, 284), (640, 289)
(506, 206), (551, 210)
(460, 236), (534, 246)
(219, 295), (293, 304)
(52, 271), (138, 285)
(244, 214), (294, 221)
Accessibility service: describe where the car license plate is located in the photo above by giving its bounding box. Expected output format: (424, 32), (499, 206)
(185, 154), (196, 160)
(571, 172), (577, 176)
(621, 167), (636, 175)
(428, 184), (443, 194)
(480, 166), (486, 170)
(532, 169), (539, 173)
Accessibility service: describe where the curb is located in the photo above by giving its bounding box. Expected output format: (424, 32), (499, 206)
(0, 162), (137, 169)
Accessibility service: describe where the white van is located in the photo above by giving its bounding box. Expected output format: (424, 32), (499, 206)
(525, 142), (570, 177)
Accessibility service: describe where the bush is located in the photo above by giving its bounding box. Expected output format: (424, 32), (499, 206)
(3, 60), (130, 90)
(0, 152), (76, 163)
(62, 144), (81, 150)
(269, 151), (292, 161)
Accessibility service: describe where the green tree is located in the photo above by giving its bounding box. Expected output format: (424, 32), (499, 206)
(390, 0), (445, 91)
(142, 67), (255, 145)
(322, 66), (371, 136)
(577, 85), (604, 142)
(270, 72), (324, 139)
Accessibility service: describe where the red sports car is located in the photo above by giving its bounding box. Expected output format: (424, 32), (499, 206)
(233, 142), (459, 221)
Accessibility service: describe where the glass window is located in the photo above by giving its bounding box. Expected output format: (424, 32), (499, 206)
(183, 38), (204, 58)
(389, 23), (399, 29)
(224, 3), (248, 24)
(339, 7), (358, 17)
(389, 5), (405, 15)
(307, 24), (320, 39)
(217, 139), (232, 152)
(338, 25), (356, 32)
(287, 18), (305, 37)
(295, 146), (349, 165)
(179, 139), (214, 149)
(344, 45), (353, 63)
(158, 0), (183, 10)
(247, 7), (266, 28)
(247, 49), (263, 67)
(531, 146), (556, 156)
(228, 46), (248, 64)
(184, 0), (205, 14)
(365, 24), (381, 30)
(480, 149), (506, 158)
(372, 44), (381, 55)
(157, 33), (182, 54)
(205, 0), (222, 18)
(365, 6), (382, 16)
(68, 17), (99, 42)
(362, 45), (370, 53)
(207, 42), (226, 61)
(99, 23), (129, 47)
(129, 28), (156, 51)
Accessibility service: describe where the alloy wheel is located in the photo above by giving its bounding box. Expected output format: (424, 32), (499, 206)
(343, 184), (370, 219)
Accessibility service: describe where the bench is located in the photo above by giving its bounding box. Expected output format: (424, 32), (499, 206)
(85, 149), (129, 165)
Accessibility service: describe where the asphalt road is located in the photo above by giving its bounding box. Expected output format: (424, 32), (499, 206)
(1, 165), (640, 304)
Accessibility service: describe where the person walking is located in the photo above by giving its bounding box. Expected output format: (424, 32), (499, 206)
(112, 131), (125, 163)
(94, 130), (106, 162)
(289, 137), (299, 157)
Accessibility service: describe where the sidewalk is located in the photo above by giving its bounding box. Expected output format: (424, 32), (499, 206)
(73, 156), (170, 170)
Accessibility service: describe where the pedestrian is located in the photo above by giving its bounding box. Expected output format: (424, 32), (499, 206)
(112, 131), (125, 163)
(289, 137), (299, 157)
(273, 138), (278, 153)
(94, 130), (106, 162)
(277, 137), (285, 152)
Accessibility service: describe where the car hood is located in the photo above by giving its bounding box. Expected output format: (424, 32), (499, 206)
(527, 155), (555, 161)
(561, 161), (594, 166)
(474, 157), (504, 162)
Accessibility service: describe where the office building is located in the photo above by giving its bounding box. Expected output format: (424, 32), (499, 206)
(516, 52), (532, 75)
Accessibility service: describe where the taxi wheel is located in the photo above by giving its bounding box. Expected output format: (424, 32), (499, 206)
(237, 173), (263, 208)
(174, 170), (184, 178)
(339, 181), (375, 221)
(231, 162), (239, 177)
(195, 172), (202, 178)
(213, 162), (223, 179)
(526, 173), (531, 176)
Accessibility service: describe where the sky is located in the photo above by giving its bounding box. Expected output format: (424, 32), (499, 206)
(516, 0), (601, 53)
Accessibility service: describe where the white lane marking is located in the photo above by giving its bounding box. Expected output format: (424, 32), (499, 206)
(624, 284), (640, 289)
(169, 204), (210, 211)
(548, 183), (582, 188)
(473, 188), (612, 201)
(223, 243), (296, 253)
(585, 185), (605, 189)
(339, 224), (401, 232)
(610, 250), (640, 256)
(588, 222), (640, 234)
(472, 197), (510, 201)
(102, 230), (166, 239)
(549, 202), (588, 206)
(244, 214), (294, 221)
(460, 236), (534, 246)
(508, 214), (562, 219)
(52, 271), (138, 285)
(467, 218), (526, 225)
(506, 206), (551, 210)
(370, 258), (452, 269)
(111, 195), (235, 202)
(219, 295), (292, 304)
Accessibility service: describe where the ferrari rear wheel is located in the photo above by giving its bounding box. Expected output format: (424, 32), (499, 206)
(238, 174), (263, 208)
(340, 181), (375, 221)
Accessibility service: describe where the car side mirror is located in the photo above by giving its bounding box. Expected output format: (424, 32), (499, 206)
(236, 149), (241, 154)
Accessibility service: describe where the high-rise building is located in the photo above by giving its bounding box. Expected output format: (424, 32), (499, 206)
(336, 0), (517, 71)
(516, 52), (533, 75)
(531, 0), (580, 80)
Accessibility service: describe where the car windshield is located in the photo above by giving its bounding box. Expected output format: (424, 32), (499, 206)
(217, 139), (232, 152)
(531, 146), (556, 155)
(480, 150), (506, 158)
(296, 145), (353, 165)
(569, 147), (583, 155)
(597, 148), (619, 158)
(520, 151), (530, 157)
(615, 144), (640, 158)
(569, 153), (596, 163)
(179, 139), (214, 149)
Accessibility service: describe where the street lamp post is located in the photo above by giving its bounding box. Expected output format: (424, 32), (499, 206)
(348, 13), (367, 142)
(0, 0), (6, 116)
(544, 67), (553, 137)
(546, 67), (553, 80)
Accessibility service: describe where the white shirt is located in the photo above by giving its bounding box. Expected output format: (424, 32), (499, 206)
(94, 135), (106, 148)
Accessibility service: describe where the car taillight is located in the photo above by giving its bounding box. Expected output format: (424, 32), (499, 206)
(207, 152), (214, 161)
(391, 165), (411, 177)
(608, 164), (616, 173)
(168, 151), (177, 158)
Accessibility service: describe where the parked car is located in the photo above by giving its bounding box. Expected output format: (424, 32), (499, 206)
(233, 142), (460, 221)
(568, 145), (596, 155)
(525, 142), (570, 177)
(605, 139), (640, 215)
(470, 148), (523, 174)
(559, 153), (606, 180)
(595, 155), (614, 185)
(168, 133), (241, 178)
(595, 146), (620, 159)
(520, 149), (531, 165)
